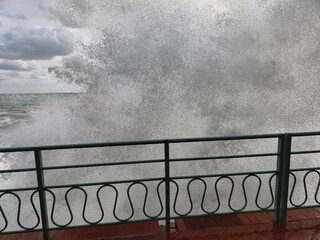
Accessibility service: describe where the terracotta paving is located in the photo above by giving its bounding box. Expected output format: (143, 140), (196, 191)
(0, 221), (160, 240)
(3, 209), (320, 240)
(98, 209), (320, 240)
(98, 225), (320, 240)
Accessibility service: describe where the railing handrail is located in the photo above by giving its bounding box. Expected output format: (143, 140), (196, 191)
(1, 131), (320, 240)
(2, 131), (320, 153)
(0, 132), (283, 152)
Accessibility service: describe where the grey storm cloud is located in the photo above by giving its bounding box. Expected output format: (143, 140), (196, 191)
(0, 12), (27, 19)
(0, 60), (37, 71)
(0, 26), (73, 60)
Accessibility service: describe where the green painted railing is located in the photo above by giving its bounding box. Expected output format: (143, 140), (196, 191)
(1, 132), (320, 240)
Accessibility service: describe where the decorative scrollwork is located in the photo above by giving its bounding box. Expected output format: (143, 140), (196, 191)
(0, 191), (40, 232)
(0, 173), (276, 232)
(47, 181), (165, 228)
(254, 173), (276, 210)
(171, 173), (275, 217)
(128, 181), (164, 219)
(289, 170), (320, 207)
(47, 188), (73, 227)
(0, 205), (8, 232)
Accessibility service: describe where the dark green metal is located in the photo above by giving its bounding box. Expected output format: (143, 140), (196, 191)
(170, 170), (277, 180)
(45, 177), (165, 189)
(2, 131), (320, 153)
(0, 168), (36, 174)
(42, 158), (164, 171)
(290, 131), (320, 137)
(290, 167), (320, 172)
(170, 152), (279, 162)
(34, 149), (50, 240)
(277, 134), (292, 222)
(291, 150), (320, 155)
(274, 135), (284, 221)
(164, 141), (170, 232)
(0, 187), (38, 192)
(0, 133), (282, 153)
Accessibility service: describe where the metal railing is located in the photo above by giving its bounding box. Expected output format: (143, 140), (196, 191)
(1, 132), (320, 240)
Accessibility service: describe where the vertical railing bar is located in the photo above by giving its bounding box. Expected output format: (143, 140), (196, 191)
(164, 141), (170, 232)
(274, 135), (285, 222)
(34, 149), (50, 240)
(279, 133), (292, 222)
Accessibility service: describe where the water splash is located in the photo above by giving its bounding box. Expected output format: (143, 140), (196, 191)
(47, 0), (320, 142)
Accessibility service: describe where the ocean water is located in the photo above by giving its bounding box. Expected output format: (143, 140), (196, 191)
(0, 93), (77, 129)
(0, 93), (79, 147)
(0, 94), (33, 130)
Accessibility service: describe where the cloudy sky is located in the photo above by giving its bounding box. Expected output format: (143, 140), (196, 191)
(0, 0), (82, 93)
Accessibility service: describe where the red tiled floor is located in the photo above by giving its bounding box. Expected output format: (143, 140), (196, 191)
(3, 209), (320, 240)
(0, 221), (160, 240)
(96, 209), (320, 239)
(95, 225), (320, 240)
(175, 208), (320, 232)
(0, 234), (19, 240)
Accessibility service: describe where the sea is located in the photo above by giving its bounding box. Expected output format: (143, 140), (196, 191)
(0, 93), (79, 144)
(0, 93), (78, 128)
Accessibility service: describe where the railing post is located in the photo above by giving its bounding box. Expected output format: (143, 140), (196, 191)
(164, 141), (171, 232)
(274, 134), (291, 223)
(274, 135), (284, 222)
(34, 149), (50, 240)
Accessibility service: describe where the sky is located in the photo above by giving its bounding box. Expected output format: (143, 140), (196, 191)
(0, 0), (82, 93)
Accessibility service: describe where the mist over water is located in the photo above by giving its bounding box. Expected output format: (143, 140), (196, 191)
(1, 0), (320, 230)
